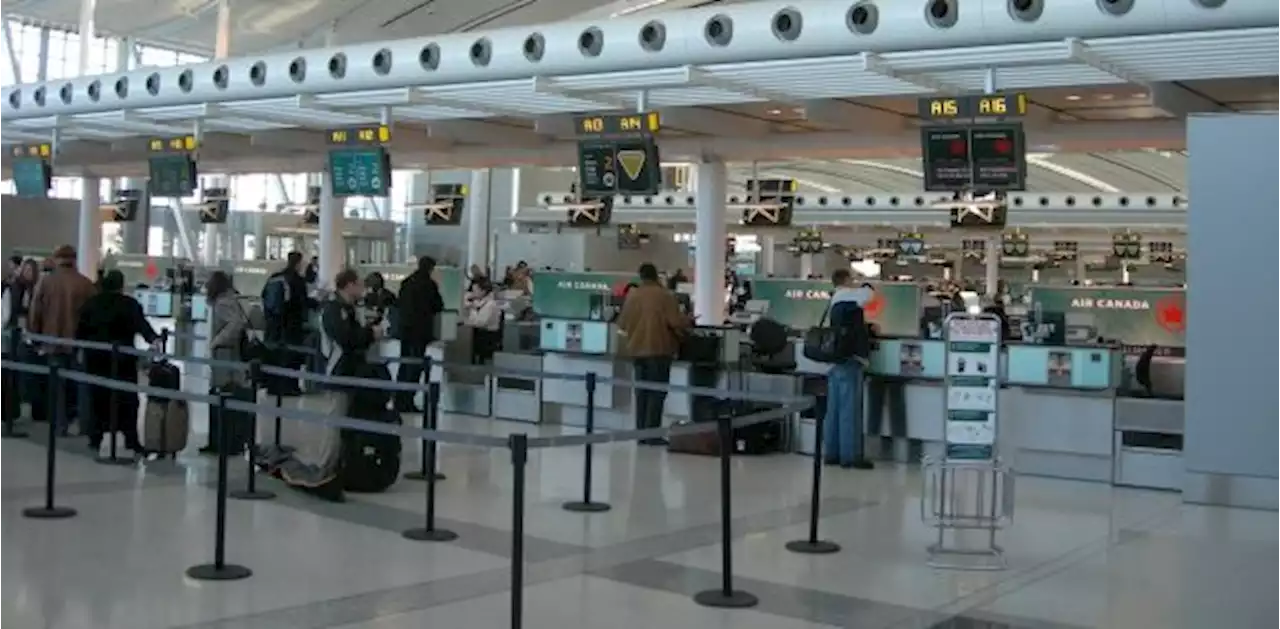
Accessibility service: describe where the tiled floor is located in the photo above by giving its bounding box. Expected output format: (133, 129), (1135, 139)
(2, 384), (1275, 629)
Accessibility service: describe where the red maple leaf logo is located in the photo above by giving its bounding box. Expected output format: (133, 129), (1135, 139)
(611, 281), (630, 298)
(864, 293), (886, 320)
(1154, 296), (1185, 333)
(949, 139), (967, 156)
(992, 138), (1013, 154)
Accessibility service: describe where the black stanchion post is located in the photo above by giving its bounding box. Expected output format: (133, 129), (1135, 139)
(186, 393), (252, 581)
(2, 327), (29, 439)
(272, 392), (283, 447)
(693, 416), (758, 609)
(231, 361), (275, 501)
(402, 388), (457, 542)
(22, 355), (76, 519)
(509, 433), (528, 629)
(563, 371), (610, 513)
(96, 343), (134, 466)
(785, 402), (840, 554)
(404, 357), (445, 481)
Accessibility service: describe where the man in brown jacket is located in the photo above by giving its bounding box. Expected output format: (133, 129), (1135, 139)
(28, 245), (96, 428)
(617, 263), (689, 444)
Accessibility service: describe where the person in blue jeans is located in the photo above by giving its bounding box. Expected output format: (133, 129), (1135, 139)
(822, 270), (874, 470)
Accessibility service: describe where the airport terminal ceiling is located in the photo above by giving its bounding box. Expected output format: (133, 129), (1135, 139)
(1, 0), (1276, 185)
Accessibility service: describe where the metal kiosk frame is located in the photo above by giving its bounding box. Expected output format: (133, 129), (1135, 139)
(921, 313), (1015, 570)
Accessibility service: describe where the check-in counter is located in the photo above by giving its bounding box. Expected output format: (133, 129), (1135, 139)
(795, 337), (1138, 485)
(377, 311), (491, 416)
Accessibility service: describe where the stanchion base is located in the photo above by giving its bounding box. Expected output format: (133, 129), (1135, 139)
(94, 455), (136, 466)
(229, 489), (276, 501)
(785, 539), (841, 555)
(562, 501), (612, 513)
(401, 527), (459, 542)
(22, 506), (77, 519)
(185, 563), (253, 581)
(1, 428), (29, 439)
(403, 471), (447, 481)
(693, 589), (759, 609)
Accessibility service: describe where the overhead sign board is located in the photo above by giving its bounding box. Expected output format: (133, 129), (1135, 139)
(921, 124), (1026, 192)
(567, 196), (614, 227)
(917, 93), (1028, 120)
(741, 206), (792, 227)
(327, 125), (391, 146)
(329, 147), (391, 197)
(424, 183), (467, 225)
(9, 143), (52, 159)
(577, 139), (661, 196)
(148, 135), (197, 153)
(574, 112), (660, 138)
(148, 154), (198, 197)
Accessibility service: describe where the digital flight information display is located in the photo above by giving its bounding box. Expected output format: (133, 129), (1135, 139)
(574, 112), (662, 199)
(921, 124), (1026, 192)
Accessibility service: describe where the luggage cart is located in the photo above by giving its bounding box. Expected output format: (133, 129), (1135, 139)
(920, 313), (1015, 570)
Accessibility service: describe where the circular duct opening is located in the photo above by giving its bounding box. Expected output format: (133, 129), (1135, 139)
(913, 196), (925, 206)
(470, 38), (492, 66)
(1097, 0), (1134, 15)
(643, 197), (653, 205)
(1145, 196), (1158, 206)
(1092, 196), (1104, 207)
(213, 65), (230, 89)
(926, 0), (958, 28)
(1008, 0), (1044, 21)
(289, 58), (306, 83)
(817, 197), (828, 206)
(685, 195), (695, 205)
(250, 61), (267, 86)
(847, 2), (879, 34)
(33, 86), (45, 106)
(1039, 196), (1050, 206)
(1065, 196), (1077, 206)
(865, 196), (876, 206)
(87, 81), (101, 102)
(1173, 195), (1185, 207)
(6, 89), (18, 109)
(841, 197), (852, 206)
(328, 53), (347, 79)
(704, 14), (734, 47)
(523, 33), (545, 62)
(146, 72), (161, 95)
(639, 20), (666, 52)
(372, 48), (393, 75)
(578, 27), (604, 57)
(178, 69), (194, 92)
(772, 8), (803, 41)
(1192, 0), (1226, 7)
(1118, 196), (1130, 206)
(542, 195), (553, 204)
(59, 83), (72, 104)
(663, 195), (674, 205)
(1013, 196), (1025, 206)
(420, 44), (440, 70)
(889, 196), (900, 206)
(114, 77), (128, 99)
(794, 196), (806, 206)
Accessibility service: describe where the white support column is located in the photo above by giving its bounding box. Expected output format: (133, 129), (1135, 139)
(214, 0), (232, 58)
(317, 172), (344, 288)
(76, 0), (95, 71)
(404, 171), (429, 260)
(1074, 256), (1087, 283)
(119, 178), (147, 254)
(467, 169), (492, 270)
(799, 253), (814, 279)
(77, 177), (102, 277)
(759, 235), (776, 275)
(36, 27), (49, 82)
(984, 236), (1000, 297)
(693, 160), (727, 325)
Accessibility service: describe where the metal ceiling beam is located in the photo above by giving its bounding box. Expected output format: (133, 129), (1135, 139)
(531, 76), (630, 109)
(684, 66), (794, 104)
(1146, 82), (1228, 117)
(862, 53), (961, 94)
(427, 120), (547, 146)
(0, 21), (20, 84)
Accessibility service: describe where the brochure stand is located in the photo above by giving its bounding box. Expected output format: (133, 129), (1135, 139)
(921, 313), (1015, 570)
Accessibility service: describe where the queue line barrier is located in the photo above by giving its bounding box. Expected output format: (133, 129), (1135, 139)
(2, 331), (842, 629)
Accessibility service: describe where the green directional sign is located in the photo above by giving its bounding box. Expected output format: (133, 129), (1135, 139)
(148, 154), (198, 197)
(328, 147), (391, 197)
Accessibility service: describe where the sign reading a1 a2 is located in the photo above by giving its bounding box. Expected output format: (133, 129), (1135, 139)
(329, 147), (391, 197)
(577, 138), (661, 196)
(921, 123), (1026, 192)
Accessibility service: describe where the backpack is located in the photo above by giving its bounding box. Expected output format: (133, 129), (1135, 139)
(261, 275), (290, 316)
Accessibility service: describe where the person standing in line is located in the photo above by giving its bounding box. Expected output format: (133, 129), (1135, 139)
(822, 268), (874, 469)
(395, 256), (444, 412)
(262, 251), (311, 396)
(27, 245), (97, 433)
(617, 262), (689, 446)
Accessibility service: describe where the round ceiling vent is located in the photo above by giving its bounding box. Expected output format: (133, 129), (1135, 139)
(178, 69), (194, 92)
(470, 38), (492, 67)
(289, 58), (306, 83)
(32, 86), (45, 106)
(926, 0), (958, 28)
(523, 33), (546, 62)
(1008, 0), (1044, 21)
(772, 8), (803, 41)
(328, 53), (347, 79)
(372, 48), (393, 75)
(87, 81), (101, 102)
(213, 65), (230, 89)
(420, 43), (440, 70)
(847, 2), (879, 34)
(249, 61), (267, 86)
(114, 77), (129, 99)
(146, 72), (161, 95)
(639, 21), (666, 52)
(59, 83), (73, 104)
(578, 27), (604, 57)
(704, 14), (734, 47)
(1097, 0), (1134, 15)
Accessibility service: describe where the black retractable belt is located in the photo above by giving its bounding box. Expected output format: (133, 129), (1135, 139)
(231, 360), (275, 501)
(692, 414), (758, 609)
(22, 354), (76, 519)
(562, 371), (610, 513)
(186, 393), (252, 581)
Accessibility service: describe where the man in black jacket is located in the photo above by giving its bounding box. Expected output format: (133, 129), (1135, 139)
(264, 252), (313, 395)
(395, 256), (444, 412)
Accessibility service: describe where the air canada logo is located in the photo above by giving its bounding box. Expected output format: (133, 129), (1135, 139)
(612, 281), (631, 298)
(864, 293), (886, 319)
(1154, 296), (1185, 334)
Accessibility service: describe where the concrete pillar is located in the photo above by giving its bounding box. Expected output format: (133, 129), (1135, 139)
(759, 235), (776, 275)
(1075, 255), (1087, 283)
(77, 177), (101, 277)
(467, 169), (492, 270)
(76, 0), (95, 72)
(317, 172), (343, 289)
(799, 253), (814, 279)
(404, 171), (429, 260)
(214, 0), (232, 58)
(984, 236), (1000, 297)
(693, 160), (727, 325)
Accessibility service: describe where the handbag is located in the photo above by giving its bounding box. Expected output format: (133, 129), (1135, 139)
(234, 301), (267, 363)
(802, 300), (850, 364)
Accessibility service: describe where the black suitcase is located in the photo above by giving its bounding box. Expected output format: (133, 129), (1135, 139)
(203, 383), (256, 456)
(341, 363), (401, 493)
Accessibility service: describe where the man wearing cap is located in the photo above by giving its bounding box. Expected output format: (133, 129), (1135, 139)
(28, 245), (97, 429)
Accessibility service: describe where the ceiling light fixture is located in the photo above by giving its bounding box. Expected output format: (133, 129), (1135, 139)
(766, 108), (783, 115)
(1065, 95), (1082, 101)
(1097, 93), (1114, 100)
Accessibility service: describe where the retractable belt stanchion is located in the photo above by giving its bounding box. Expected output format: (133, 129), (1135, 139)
(786, 401), (840, 555)
(231, 361), (275, 501)
(22, 354), (76, 519)
(693, 415), (757, 609)
(272, 391), (283, 447)
(402, 379), (457, 542)
(187, 393), (252, 581)
(562, 371), (610, 513)
(404, 356), (445, 481)
(2, 327), (29, 439)
(508, 433), (529, 629)
(95, 343), (134, 466)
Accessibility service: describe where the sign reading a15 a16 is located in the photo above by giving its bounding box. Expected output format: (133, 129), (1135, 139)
(918, 93), (1028, 120)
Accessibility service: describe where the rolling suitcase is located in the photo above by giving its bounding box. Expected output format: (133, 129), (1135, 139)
(341, 363), (401, 493)
(144, 398), (189, 457)
(203, 384), (257, 456)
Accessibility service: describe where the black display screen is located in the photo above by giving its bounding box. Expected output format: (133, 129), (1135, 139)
(577, 138), (661, 196)
(921, 127), (972, 191)
(921, 123), (1026, 192)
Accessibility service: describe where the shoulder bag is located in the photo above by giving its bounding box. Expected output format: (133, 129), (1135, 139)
(802, 299), (848, 364)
